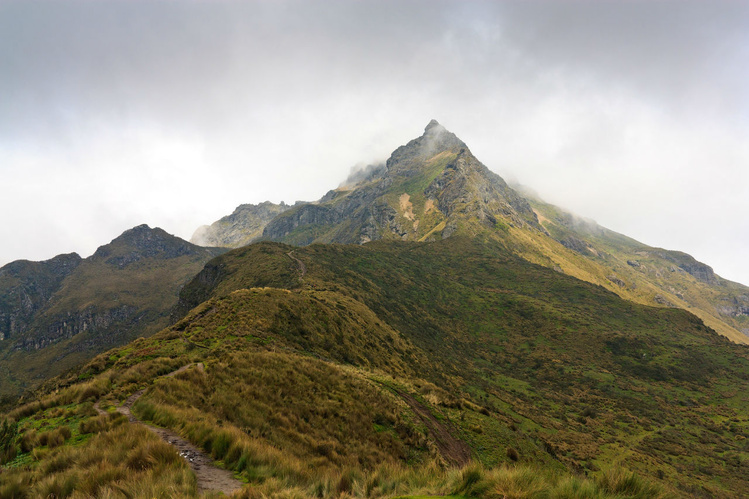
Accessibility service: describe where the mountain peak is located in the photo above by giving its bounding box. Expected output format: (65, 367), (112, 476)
(93, 224), (204, 267)
(425, 119), (442, 132)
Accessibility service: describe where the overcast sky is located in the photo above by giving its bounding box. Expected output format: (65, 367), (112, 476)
(1, 1), (748, 285)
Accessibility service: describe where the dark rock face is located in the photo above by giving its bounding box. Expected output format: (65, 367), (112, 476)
(560, 236), (591, 255)
(423, 149), (539, 230)
(659, 251), (717, 285)
(93, 224), (203, 267)
(608, 275), (627, 288)
(654, 294), (676, 307)
(14, 305), (139, 351)
(0, 253), (82, 341)
(716, 296), (749, 318)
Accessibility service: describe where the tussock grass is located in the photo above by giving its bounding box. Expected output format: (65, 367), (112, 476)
(132, 350), (428, 477)
(0, 422), (195, 498)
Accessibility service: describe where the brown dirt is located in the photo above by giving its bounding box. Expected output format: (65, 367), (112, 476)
(393, 387), (471, 467)
(97, 363), (243, 496)
(287, 251), (307, 280)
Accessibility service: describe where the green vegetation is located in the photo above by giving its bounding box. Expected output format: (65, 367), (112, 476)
(170, 237), (749, 496)
(2, 235), (748, 496)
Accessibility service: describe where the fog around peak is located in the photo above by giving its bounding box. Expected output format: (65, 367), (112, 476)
(1, 0), (748, 284)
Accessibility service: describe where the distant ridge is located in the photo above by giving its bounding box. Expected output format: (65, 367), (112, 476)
(0, 225), (225, 397)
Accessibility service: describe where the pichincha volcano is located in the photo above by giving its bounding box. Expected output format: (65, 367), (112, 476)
(2, 121), (749, 498)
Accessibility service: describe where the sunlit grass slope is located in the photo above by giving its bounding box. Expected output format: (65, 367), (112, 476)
(2, 236), (748, 497)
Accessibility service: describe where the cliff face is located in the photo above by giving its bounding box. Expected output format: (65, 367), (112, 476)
(0, 225), (225, 397)
(191, 201), (292, 248)
(0, 253), (82, 342)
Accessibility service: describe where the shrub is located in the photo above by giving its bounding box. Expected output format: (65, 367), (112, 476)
(19, 430), (38, 453)
(0, 418), (19, 463)
(0, 476), (30, 499)
(597, 468), (666, 498)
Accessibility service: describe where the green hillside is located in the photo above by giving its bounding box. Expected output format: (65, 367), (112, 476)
(3, 237), (748, 497)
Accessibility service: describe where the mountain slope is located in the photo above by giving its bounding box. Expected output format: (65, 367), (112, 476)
(0, 253), (82, 342)
(523, 196), (749, 343)
(192, 120), (749, 344)
(0, 225), (225, 398)
(191, 201), (292, 248)
(4, 236), (748, 497)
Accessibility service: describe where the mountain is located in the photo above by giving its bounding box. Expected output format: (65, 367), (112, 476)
(0, 225), (225, 398)
(3, 236), (748, 497)
(3, 120), (749, 497)
(193, 120), (749, 345)
(0, 253), (82, 343)
(262, 120), (540, 245)
(191, 201), (292, 248)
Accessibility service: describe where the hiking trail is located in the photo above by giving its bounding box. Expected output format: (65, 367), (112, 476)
(95, 363), (243, 496)
(391, 387), (471, 467)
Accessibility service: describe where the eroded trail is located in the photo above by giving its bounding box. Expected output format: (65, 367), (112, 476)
(392, 387), (471, 467)
(287, 251), (307, 280)
(97, 363), (243, 496)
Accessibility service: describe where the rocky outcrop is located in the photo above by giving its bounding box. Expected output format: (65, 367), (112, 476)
(559, 236), (592, 255)
(0, 225), (225, 396)
(191, 202), (292, 248)
(654, 295), (676, 307)
(659, 250), (717, 285)
(0, 253), (82, 341)
(95, 224), (211, 267)
(423, 148), (540, 230)
(14, 305), (139, 351)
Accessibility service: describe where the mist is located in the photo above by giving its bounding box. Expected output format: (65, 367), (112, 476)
(1, 1), (747, 285)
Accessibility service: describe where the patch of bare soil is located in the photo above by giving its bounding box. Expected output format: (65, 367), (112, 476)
(287, 251), (307, 280)
(393, 387), (471, 467)
(99, 363), (243, 496)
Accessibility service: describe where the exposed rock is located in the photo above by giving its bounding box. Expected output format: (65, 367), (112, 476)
(659, 251), (717, 285)
(654, 295), (676, 307)
(607, 275), (627, 288)
(0, 253), (82, 342)
(94, 224), (206, 267)
(262, 120), (540, 245)
(560, 236), (592, 255)
(0, 225), (225, 397)
(716, 296), (749, 318)
(340, 162), (387, 188)
(627, 260), (641, 268)
(191, 202), (292, 248)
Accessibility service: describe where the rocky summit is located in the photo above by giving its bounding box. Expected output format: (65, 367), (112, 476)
(262, 120), (540, 245)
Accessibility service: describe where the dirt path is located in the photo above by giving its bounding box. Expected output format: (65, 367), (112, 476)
(287, 251), (307, 280)
(96, 363), (242, 496)
(392, 387), (471, 467)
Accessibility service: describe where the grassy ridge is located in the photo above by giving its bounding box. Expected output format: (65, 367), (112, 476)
(2, 237), (748, 496)
(173, 237), (749, 496)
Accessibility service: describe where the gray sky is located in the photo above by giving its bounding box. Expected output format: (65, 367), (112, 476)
(2, 1), (748, 285)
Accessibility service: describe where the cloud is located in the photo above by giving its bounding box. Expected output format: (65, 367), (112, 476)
(0, 0), (747, 284)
